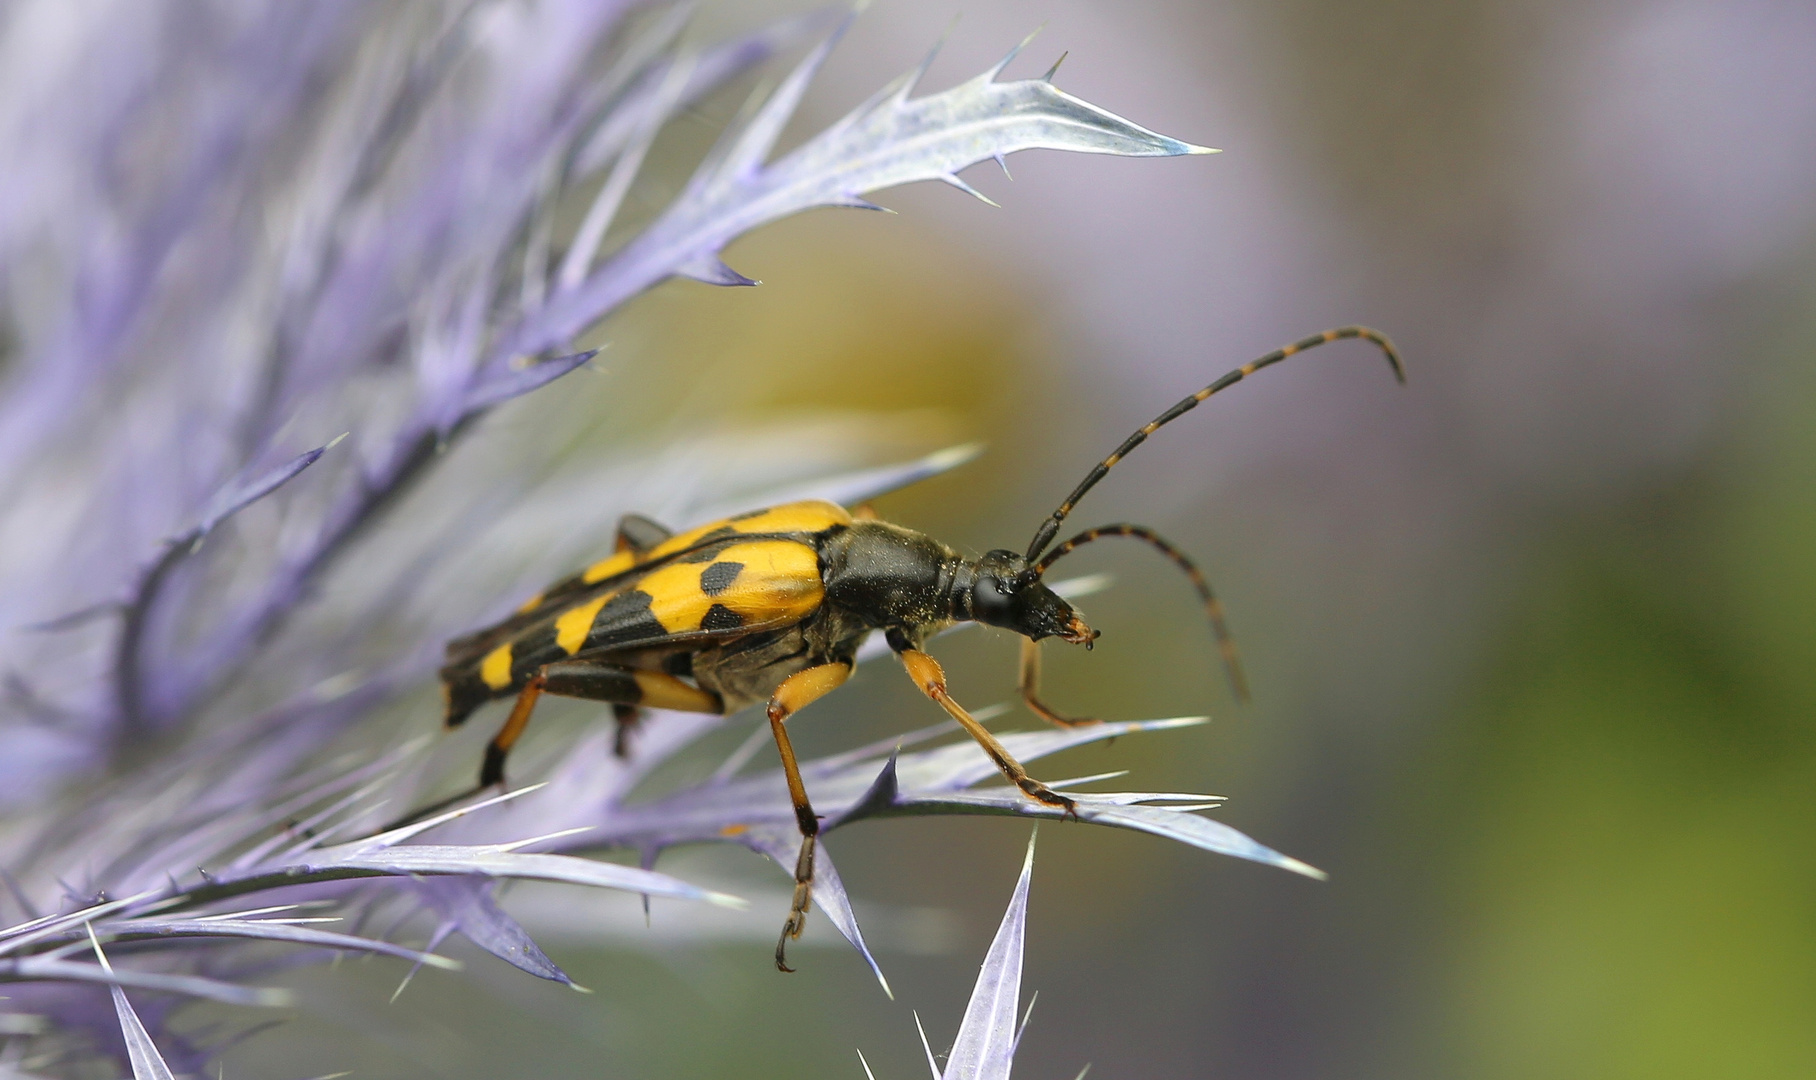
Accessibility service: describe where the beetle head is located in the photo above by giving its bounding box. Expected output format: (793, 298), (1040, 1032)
(969, 549), (1096, 645)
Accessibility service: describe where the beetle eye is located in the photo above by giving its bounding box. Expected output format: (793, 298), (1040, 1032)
(969, 549), (1037, 628)
(971, 573), (1017, 625)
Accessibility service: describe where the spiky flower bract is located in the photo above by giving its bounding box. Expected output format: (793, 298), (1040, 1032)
(0, 3), (1285, 1073)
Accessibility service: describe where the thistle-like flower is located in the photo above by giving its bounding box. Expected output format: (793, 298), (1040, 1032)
(0, 3), (1309, 1074)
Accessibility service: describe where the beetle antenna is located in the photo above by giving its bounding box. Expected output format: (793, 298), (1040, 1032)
(1024, 326), (1403, 562)
(1034, 524), (1249, 702)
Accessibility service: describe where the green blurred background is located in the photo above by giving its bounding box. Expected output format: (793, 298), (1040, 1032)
(220, 1), (1816, 1076)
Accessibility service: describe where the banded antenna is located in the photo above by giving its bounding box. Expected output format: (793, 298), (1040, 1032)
(1024, 326), (1404, 563)
(1035, 523), (1249, 701)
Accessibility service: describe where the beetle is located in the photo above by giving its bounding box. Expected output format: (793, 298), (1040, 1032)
(431, 326), (1402, 971)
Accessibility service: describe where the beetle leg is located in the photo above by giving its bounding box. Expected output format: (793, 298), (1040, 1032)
(480, 673), (546, 788)
(542, 661), (722, 713)
(387, 662), (720, 834)
(379, 673), (552, 834)
(764, 662), (853, 973)
(614, 513), (673, 554)
(612, 705), (640, 758)
(1017, 637), (1100, 728)
(540, 660), (724, 762)
(485, 662), (724, 784)
(898, 647), (1078, 818)
(487, 663), (724, 784)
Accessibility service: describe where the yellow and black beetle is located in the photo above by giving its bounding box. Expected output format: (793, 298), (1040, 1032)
(433, 326), (1402, 970)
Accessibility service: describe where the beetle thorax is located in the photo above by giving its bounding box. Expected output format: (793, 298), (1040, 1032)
(819, 521), (964, 637)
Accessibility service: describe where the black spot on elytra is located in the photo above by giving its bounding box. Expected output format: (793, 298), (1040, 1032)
(700, 604), (744, 632)
(699, 561), (744, 596)
(586, 589), (668, 649)
(730, 508), (769, 521)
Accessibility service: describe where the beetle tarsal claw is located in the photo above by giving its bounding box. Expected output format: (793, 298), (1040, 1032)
(775, 834), (816, 972)
(774, 930), (796, 973)
(1018, 777), (1078, 817)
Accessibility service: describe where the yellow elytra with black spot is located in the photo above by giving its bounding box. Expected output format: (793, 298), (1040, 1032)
(424, 328), (1402, 974)
(442, 500), (854, 728)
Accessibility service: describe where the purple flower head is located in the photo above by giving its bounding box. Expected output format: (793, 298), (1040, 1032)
(0, 3), (1283, 1073)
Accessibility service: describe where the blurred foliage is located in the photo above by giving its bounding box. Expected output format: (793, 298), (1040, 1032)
(620, 213), (1024, 431)
(1410, 304), (1816, 1079)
